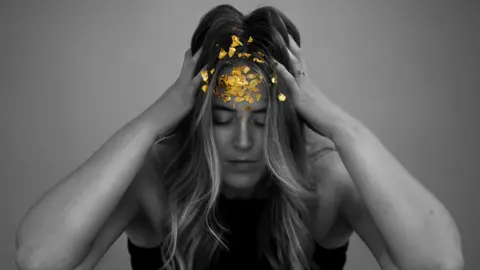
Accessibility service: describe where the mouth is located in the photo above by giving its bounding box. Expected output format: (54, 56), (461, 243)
(229, 160), (258, 163)
(227, 160), (259, 171)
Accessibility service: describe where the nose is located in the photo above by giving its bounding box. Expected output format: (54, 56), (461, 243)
(232, 119), (253, 150)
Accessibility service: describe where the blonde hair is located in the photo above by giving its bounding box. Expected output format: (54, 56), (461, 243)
(155, 4), (321, 270)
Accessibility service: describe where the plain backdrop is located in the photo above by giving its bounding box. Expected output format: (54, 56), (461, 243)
(1, 1), (479, 269)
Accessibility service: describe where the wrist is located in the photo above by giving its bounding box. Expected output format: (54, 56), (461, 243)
(141, 95), (192, 137)
(330, 117), (369, 147)
(303, 95), (358, 141)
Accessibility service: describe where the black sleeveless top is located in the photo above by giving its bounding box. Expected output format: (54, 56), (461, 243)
(127, 194), (349, 270)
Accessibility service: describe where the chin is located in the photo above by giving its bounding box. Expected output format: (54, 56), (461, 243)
(221, 172), (263, 189)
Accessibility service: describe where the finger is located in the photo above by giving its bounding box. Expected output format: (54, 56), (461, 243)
(274, 60), (300, 92)
(181, 49), (193, 73)
(191, 65), (208, 89)
(287, 35), (307, 73)
(181, 47), (203, 76)
(191, 47), (203, 63)
(287, 34), (303, 61)
(287, 47), (302, 71)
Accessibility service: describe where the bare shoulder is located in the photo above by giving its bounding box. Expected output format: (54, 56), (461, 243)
(305, 128), (355, 248)
(126, 134), (179, 247)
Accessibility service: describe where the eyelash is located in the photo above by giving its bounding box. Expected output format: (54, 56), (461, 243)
(213, 119), (231, 125)
(212, 118), (265, 127)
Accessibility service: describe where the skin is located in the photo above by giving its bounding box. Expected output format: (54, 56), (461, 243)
(125, 65), (354, 251)
(211, 66), (270, 199)
(21, 38), (460, 270)
(127, 33), (463, 270)
(129, 36), (463, 270)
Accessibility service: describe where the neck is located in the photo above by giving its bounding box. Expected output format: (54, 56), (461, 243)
(221, 177), (271, 200)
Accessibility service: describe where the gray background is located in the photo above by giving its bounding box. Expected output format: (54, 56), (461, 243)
(1, 0), (478, 269)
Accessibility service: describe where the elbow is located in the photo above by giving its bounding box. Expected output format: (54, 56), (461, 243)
(399, 256), (465, 270)
(437, 256), (464, 270)
(16, 248), (42, 270)
(15, 247), (77, 270)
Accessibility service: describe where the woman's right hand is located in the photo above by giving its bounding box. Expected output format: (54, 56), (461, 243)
(167, 47), (205, 109)
(141, 47), (205, 137)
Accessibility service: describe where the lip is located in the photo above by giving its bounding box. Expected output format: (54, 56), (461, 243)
(229, 160), (258, 163)
(227, 160), (259, 171)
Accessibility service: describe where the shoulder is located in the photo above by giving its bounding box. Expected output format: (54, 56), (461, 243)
(127, 134), (180, 238)
(305, 127), (347, 187)
(305, 129), (356, 229)
(305, 140), (354, 247)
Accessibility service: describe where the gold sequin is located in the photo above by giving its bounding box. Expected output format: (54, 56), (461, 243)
(278, 93), (286, 102)
(210, 68), (215, 74)
(253, 58), (264, 63)
(271, 76), (277, 84)
(201, 69), (208, 82)
(248, 36), (254, 43)
(215, 65), (266, 107)
(238, 52), (251, 58)
(201, 85), (207, 92)
(228, 47), (236, 57)
(231, 35), (243, 48)
(218, 48), (227, 59)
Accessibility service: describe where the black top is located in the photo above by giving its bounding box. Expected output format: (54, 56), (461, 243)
(127, 194), (349, 270)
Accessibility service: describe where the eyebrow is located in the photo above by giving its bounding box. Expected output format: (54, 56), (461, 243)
(213, 104), (267, 113)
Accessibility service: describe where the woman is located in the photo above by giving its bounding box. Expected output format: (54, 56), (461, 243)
(15, 5), (463, 270)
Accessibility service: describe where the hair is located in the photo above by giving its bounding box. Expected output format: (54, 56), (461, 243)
(156, 5), (320, 270)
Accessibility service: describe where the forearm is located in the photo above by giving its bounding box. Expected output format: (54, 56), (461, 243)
(16, 113), (158, 264)
(333, 120), (464, 269)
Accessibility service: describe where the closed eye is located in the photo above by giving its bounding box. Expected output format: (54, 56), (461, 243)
(213, 119), (232, 125)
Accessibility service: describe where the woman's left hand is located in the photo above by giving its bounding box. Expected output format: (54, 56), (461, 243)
(274, 35), (355, 140)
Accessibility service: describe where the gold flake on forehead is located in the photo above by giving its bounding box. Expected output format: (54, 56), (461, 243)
(199, 35), (282, 105)
(215, 65), (265, 107)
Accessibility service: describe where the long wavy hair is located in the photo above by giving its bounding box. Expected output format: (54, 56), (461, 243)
(155, 5), (320, 270)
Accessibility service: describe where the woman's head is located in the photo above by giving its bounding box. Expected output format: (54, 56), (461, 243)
(209, 62), (270, 196)
(188, 4), (308, 195)
(160, 5), (319, 270)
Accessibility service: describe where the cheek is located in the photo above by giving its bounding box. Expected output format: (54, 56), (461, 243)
(213, 127), (230, 151)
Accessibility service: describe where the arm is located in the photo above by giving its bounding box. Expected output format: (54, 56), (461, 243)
(15, 112), (159, 270)
(275, 34), (464, 270)
(15, 47), (203, 270)
(331, 122), (464, 270)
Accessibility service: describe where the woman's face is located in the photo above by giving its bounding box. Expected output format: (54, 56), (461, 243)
(211, 65), (269, 196)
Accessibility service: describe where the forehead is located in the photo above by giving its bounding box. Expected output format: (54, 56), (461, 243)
(211, 64), (268, 111)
